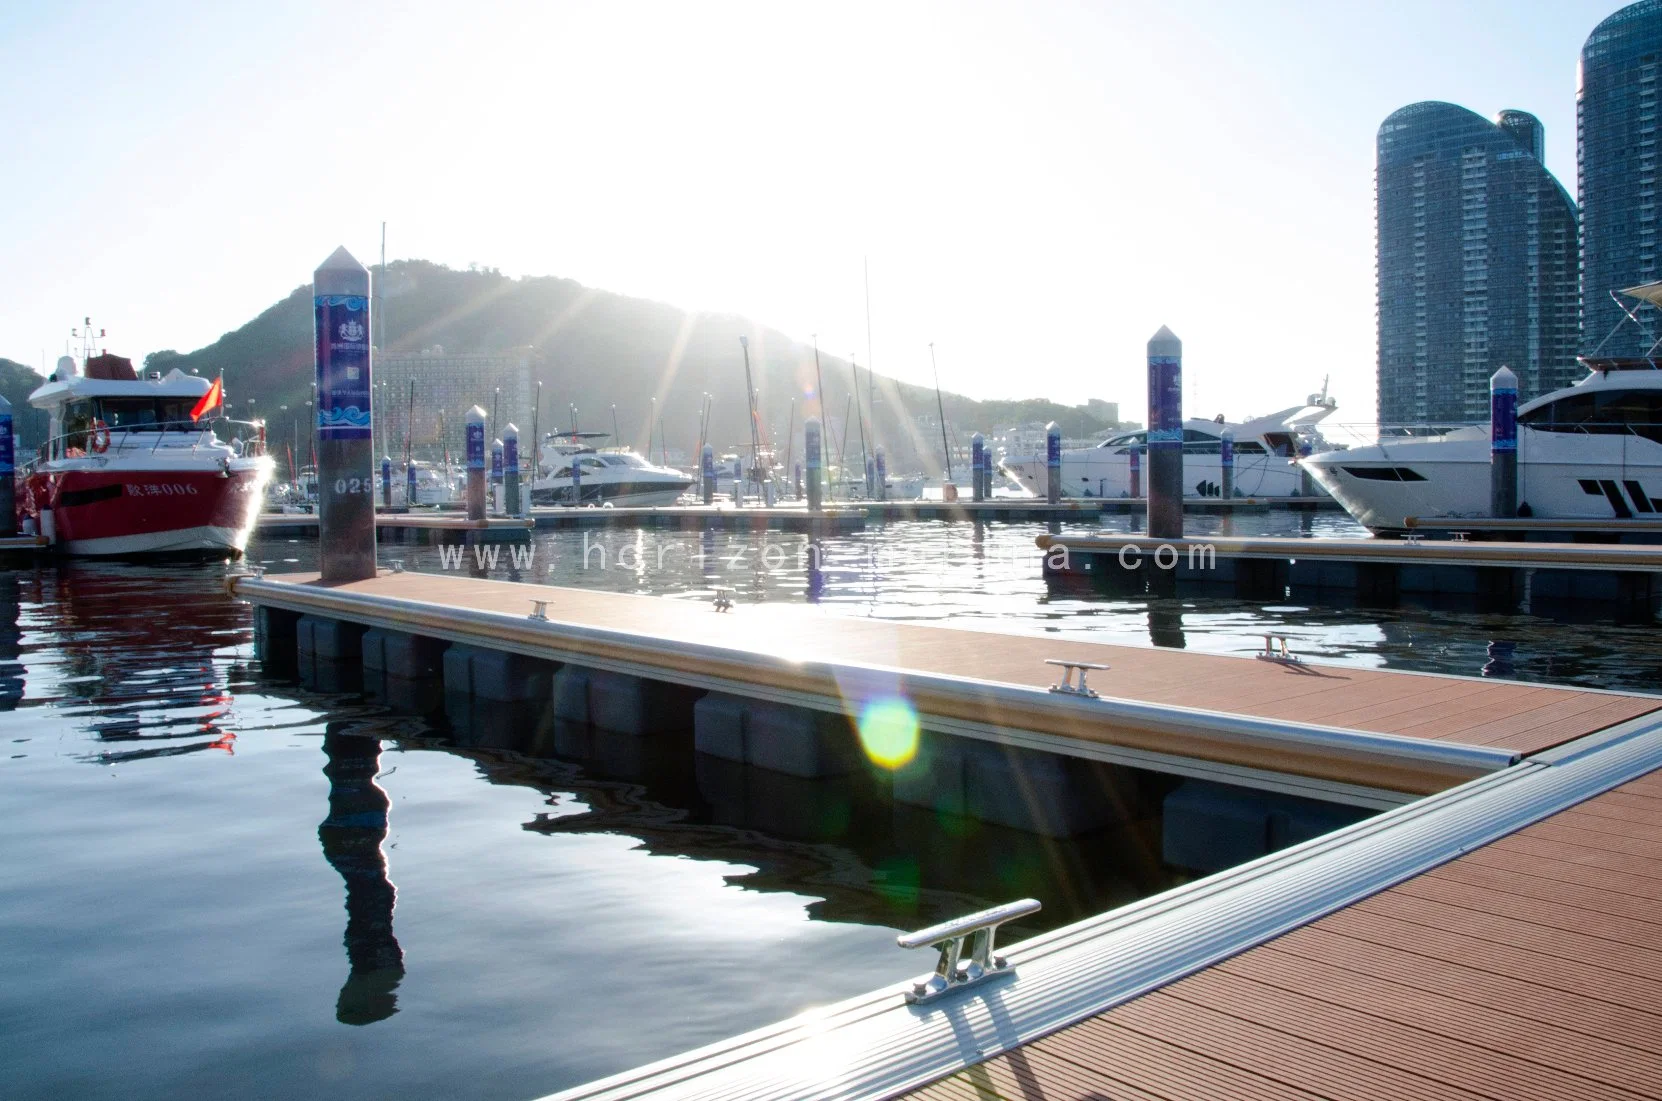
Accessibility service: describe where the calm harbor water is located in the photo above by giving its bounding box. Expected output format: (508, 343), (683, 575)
(0, 557), (1172, 1101)
(5, 514), (1661, 1100)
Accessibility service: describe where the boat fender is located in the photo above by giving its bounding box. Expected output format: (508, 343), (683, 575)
(89, 420), (111, 453)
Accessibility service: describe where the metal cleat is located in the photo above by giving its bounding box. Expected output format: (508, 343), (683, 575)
(1256, 634), (1301, 664)
(528, 599), (549, 621)
(712, 587), (735, 612)
(1449, 531), (1470, 542)
(1045, 658), (1107, 698)
(1403, 531), (1423, 544)
(899, 899), (1040, 1005)
(389, 559), (405, 573)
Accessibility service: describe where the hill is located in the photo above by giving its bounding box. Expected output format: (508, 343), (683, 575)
(38, 261), (1124, 474)
(0, 359), (51, 457)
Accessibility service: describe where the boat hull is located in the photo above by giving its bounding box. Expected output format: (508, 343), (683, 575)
(530, 478), (693, 508)
(27, 466), (271, 558)
(1000, 451), (1312, 499)
(1303, 428), (1662, 533)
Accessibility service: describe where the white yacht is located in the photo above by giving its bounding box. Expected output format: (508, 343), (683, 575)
(530, 433), (693, 507)
(999, 391), (1338, 500)
(1304, 282), (1662, 534)
(1306, 360), (1662, 533)
(390, 460), (456, 507)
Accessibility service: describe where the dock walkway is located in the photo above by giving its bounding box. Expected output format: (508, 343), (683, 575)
(907, 751), (1662, 1101)
(234, 572), (1656, 804)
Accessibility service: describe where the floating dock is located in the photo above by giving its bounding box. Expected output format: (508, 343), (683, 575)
(1405, 513), (1662, 543)
(226, 569), (1662, 1100)
(256, 512), (534, 541)
(1038, 531), (1662, 608)
(526, 505), (867, 532)
(862, 495), (1339, 521)
(228, 570), (1659, 808)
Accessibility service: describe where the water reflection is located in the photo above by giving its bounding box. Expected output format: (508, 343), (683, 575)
(0, 573), (23, 710)
(318, 725), (404, 1025)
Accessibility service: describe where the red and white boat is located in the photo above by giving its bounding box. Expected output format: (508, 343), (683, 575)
(21, 346), (273, 557)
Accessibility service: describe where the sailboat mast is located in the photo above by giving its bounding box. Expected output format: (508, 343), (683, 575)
(739, 336), (763, 490)
(930, 342), (952, 480)
(851, 353), (869, 480)
(404, 378), (415, 466)
(783, 398), (796, 488)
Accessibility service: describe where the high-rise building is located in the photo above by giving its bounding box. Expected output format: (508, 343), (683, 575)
(1579, 0), (1662, 356)
(1376, 102), (1580, 425)
(373, 346), (533, 463)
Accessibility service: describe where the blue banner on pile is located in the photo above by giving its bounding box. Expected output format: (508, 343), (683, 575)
(314, 295), (372, 439)
(1147, 354), (1182, 445)
(1491, 388), (1518, 451)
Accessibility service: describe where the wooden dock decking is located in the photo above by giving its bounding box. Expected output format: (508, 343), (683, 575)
(234, 571), (1658, 800)
(906, 764), (1662, 1101)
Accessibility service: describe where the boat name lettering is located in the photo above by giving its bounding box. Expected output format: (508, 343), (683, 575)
(125, 482), (200, 496)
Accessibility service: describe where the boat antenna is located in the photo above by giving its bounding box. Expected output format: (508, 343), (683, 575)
(930, 342), (953, 480)
(70, 316), (105, 362)
(659, 416), (668, 466)
(405, 378), (415, 466)
(611, 403), (620, 446)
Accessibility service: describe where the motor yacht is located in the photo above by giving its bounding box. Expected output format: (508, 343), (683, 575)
(1303, 282), (1662, 534)
(999, 389), (1338, 499)
(530, 432), (693, 506)
(21, 349), (272, 556)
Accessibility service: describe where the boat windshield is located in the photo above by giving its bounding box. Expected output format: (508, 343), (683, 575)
(1519, 388), (1662, 443)
(95, 397), (202, 431)
(599, 453), (649, 468)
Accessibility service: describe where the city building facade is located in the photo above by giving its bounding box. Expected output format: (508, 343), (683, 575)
(1580, 0), (1662, 356)
(1376, 102), (1579, 424)
(373, 347), (533, 463)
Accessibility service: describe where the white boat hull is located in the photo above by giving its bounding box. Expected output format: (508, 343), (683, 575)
(1303, 427), (1662, 532)
(1000, 451), (1314, 499)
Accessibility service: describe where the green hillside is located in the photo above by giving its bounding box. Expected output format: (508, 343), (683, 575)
(25, 261), (1121, 474)
(0, 359), (51, 457)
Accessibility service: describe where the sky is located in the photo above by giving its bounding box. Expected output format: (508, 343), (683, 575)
(0, 0), (1637, 425)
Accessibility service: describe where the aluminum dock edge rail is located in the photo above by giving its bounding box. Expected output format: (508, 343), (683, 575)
(229, 575), (1517, 803)
(536, 716), (1662, 1101)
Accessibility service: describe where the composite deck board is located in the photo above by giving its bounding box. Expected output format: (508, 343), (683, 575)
(260, 572), (1659, 758)
(1427, 858), (1662, 918)
(898, 772), (1662, 1101)
(1160, 969), (1639, 1101)
(1259, 930), (1662, 1057)
(1460, 845), (1662, 899)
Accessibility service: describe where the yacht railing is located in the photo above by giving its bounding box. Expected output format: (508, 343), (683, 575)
(1315, 418), (1662, 454)
(26, 417), (268, 470)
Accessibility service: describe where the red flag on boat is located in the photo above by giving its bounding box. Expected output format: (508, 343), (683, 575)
(190, 375), (224, 420)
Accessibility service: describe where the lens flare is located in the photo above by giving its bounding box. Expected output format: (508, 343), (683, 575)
(857, 698), (919, 769)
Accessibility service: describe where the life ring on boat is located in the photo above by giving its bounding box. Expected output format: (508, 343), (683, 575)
(89, 420), (111, 453)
